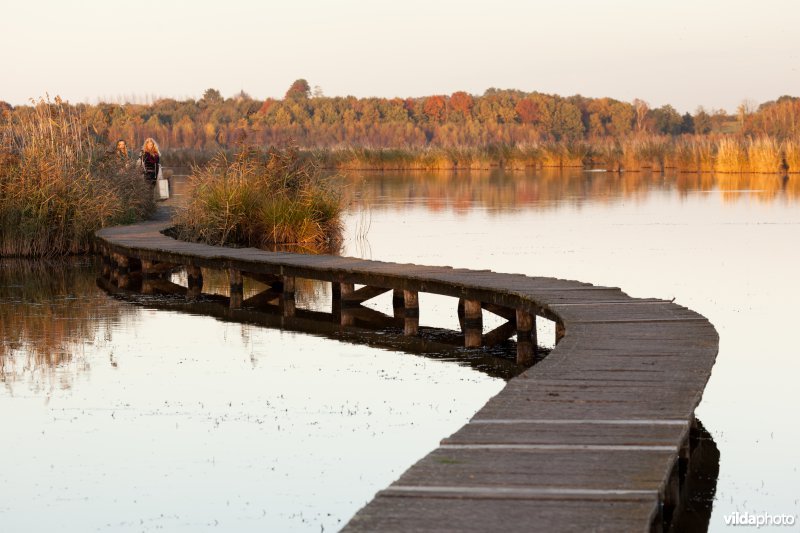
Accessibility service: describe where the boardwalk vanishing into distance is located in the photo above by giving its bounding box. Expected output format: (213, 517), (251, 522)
(95, 207), (719, 532)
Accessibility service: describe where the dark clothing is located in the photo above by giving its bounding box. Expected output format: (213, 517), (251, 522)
(140, 151), (160, 183)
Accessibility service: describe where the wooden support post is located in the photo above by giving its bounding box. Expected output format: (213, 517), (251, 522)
(403, 290), (419, 336)
(393, 289), (405, 319)
(340, 308), (356, 326)
(463, 299), (482, 348)
(229, 268), (243, 309)
(555, 321), (566, 345)
(112, 253), (129, 271)
(281, 276), (296, 317)
(118, 273), (131, 289)
(340, 282), (355, 301)
(141, 259), (159, 280)
(141, 280), (155, 295)
(187, 266), (203, 300)
(101, 253), (112, 278)
(332, 281), (354, 318)
(338, 280), (356, 325)
(515, 309), (537, 365)
(113, 253), (130, 288)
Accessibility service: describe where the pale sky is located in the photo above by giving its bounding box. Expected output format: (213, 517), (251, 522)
(3, 0), (798, 112)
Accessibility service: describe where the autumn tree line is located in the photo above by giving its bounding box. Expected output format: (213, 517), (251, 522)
(2, 80), (799, 172)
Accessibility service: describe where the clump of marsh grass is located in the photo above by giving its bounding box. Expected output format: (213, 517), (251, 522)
(173, 146), (343, 249)
(538, 141), (589, 168)
(590, 140), (623, 171)
(747, 136), (782, 173)
(619, 138), (644, 171)
(715, 137), (749, 173)
(697, 138), (716, 173)
(0, 97), (154, 257)
(672, 137), (698, 172)
(781, 138), (800, 173)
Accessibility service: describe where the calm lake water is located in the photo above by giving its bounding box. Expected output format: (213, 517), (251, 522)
(2, 169), (799, 531)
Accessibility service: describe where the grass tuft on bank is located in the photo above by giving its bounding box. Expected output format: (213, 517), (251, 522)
(172, 146), (343, 249)
(0, 98), (154, 257)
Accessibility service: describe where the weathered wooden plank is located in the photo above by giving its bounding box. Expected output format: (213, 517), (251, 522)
(388, 447), (677, 493)
(343, 497), (657, 533)
(442, 420), (688, 447)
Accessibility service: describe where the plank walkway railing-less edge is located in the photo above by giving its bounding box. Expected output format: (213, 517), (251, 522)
(95, 210), (718, 533)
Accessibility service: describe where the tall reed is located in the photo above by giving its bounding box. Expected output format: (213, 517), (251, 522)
(307, 137), (800, 173)
(714, 137), (749, 173)
(540, 142), (588, 167)
(0, 97), (154, 257)
(747, 136), (782, 173)
(173, 146), (343, 248)
(591, 140), (623, 171)
(782, 138), (800, 173)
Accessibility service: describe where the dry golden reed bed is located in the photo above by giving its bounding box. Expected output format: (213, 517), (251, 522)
(172, 146), (343, 249)
(0, 98), (153, 257)
(311, 136), (798, 173)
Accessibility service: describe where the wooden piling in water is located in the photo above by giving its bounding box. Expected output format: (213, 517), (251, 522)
(282, 276), (296, 317)
(393, 289), (405, 321)
(463, 299), (482, 348)
(187, 266), (203, 300)
(335, 282), (355, 324)
(403, 290), (419, 336)
(516, 309), (536, 365)
(229, 268), (243, 309)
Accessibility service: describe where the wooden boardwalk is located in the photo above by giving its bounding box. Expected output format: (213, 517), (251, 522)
(95, 208), (718, 532)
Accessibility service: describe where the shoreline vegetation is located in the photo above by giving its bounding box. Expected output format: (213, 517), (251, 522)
(162, 134), (799, 174)
(0, 98), (154, 258)
(307, 136), (798, 173)
(2, 83), (798, 257)
(3, 81), (797, 174)
(171, 146), (343, 251)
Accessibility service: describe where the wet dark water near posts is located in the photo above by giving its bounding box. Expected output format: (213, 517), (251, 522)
(2, 169), (798, 531)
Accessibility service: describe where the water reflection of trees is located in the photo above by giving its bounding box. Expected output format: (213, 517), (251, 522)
(341, 170), (800, 212)
(0, 259), (128, 393)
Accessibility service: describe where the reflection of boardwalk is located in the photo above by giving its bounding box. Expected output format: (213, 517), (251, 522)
(96, 277), (527, 380)
(96, 208), (718, 532)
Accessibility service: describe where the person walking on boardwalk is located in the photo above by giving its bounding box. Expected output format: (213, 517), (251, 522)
(138, 137), (161, 188)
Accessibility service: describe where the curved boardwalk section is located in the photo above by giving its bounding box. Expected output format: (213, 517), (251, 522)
(96, 211), (718, 532)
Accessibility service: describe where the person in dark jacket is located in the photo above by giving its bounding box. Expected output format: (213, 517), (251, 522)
(138, 137), (161, 187)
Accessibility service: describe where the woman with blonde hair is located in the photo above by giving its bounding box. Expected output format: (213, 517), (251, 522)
(138, 137), (161, 187)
